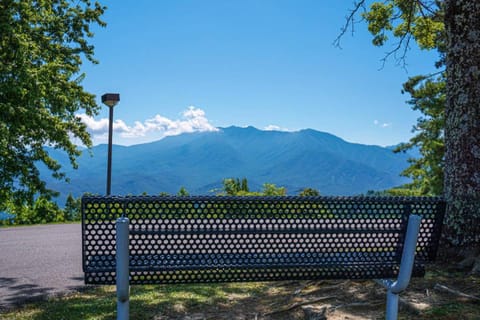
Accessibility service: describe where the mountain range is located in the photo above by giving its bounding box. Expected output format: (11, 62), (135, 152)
(42, 126), (412, 203)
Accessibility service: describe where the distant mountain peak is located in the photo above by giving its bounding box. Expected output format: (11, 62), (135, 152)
(221, 125), (260, 131)
(43, 127), (411, 203)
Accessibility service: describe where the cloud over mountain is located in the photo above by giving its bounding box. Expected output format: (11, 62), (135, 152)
(76, 106), (218, 145)
(264, 124), (291, 132)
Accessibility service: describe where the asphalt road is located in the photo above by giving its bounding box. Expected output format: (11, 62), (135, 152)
(0, 223), (85, 311)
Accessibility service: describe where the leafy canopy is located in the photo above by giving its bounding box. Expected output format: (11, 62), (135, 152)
(0, 0), (106, 205)
(339, 1), (446, 196)
(363, 1), (443, 49)
(337, 1), (444, 67)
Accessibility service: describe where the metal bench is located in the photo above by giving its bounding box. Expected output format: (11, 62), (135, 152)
(82, 195), (445, 320)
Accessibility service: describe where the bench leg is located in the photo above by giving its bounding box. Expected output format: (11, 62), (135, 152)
(385, 290), (399, 320)
(116, 217), (130, 320)
(380, 214), (422, 320)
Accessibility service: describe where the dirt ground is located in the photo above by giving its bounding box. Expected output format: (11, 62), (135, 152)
(158, 264), (480, 320)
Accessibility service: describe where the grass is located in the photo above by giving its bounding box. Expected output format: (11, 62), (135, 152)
(1, 266), (479, 319)
(421, 302), (480, 319)
(0, 282), (268, 320)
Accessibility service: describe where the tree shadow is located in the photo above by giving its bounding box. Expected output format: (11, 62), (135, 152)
(4, 269), (477, 320)
(0, 277), (56, 311)
(0, 276), (87, 313)
(0, 278), (386, 320)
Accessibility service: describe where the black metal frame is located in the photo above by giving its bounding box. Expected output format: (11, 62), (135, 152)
(82, 196), (445, 285)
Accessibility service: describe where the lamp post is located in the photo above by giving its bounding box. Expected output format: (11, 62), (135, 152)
(102, 93), (120, 196)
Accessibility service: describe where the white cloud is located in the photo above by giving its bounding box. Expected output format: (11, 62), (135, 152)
(373, 120), (392, 128)
(264, 124), (291, 132)
(77, 106), (218, 145)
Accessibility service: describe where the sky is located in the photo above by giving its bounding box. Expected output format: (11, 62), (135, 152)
(79, 0), (440, 147)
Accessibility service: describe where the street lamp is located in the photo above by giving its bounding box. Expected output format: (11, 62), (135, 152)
(102, 93), (120, 196)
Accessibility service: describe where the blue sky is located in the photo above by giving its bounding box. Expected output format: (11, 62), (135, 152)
(79, 0), (439, 147)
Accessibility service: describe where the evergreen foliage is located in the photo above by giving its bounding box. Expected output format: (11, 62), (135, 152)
(219, 178), (287, 196)
(177, 186), (190, 196)
(394, 74), (445, 196)
(64, 193), (81, 221)
(298, 188), (320, 197)
(261, 183), (286, 196)
(222, 178), (250, 196)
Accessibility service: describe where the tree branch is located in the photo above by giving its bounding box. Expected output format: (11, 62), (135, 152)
(379, 0), (418, 70)
(333, 0), (367, 48)
(434, 283), (480, 302)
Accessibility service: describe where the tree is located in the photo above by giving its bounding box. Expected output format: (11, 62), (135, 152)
(177, 186), (189, 196)
(64, 193), (81, 221)
(222, 178), (240, 196)
(394, 74), (445, 196)
(32, 196), (65, 223)
(8, 203), (35, 225)
(336, 1), (444, 67)
(341, 1), (480, 265)
(337, 1), (446, 198)
(221, 178), (250, 196)
(443, 1), (480, 253)
(0, 1), (106, 206)
(0, 198), (29, 225)
(218, 178), (285, 196)
(365, 189), (391, 196)
(262, 183), (286, 196)
(11, 196), (64, 224)
(298, 188), (320, 197)
(240, 178), (249, 193)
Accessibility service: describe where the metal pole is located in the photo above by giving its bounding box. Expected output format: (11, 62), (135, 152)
(107, 105), (114, 195)
(385, 214), (422, 320)
(385, 290), (399, 320)
(116, 217), (130, 320)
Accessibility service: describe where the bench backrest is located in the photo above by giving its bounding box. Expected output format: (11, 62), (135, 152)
(82, 196), (445, 285)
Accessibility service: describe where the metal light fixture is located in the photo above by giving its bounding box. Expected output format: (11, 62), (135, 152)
(101, 93), (120, 108)
(102, 93), (120, 196)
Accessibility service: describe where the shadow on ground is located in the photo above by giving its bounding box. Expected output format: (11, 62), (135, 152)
(0, 279), (388, 320)
(0, 276), (86, 313)
(1, 266), (479, 320)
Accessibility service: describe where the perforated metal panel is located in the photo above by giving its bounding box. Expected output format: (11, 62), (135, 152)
(82, 196), (445, 285)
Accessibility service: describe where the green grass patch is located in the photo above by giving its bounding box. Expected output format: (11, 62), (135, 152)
(1, 282), (268, 320)
(420, 302), (480, 320)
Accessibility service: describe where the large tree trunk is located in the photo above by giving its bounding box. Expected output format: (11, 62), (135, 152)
(443, 1), (480, 263)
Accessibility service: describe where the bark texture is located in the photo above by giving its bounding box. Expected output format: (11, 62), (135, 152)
(444, 1), (480, 247)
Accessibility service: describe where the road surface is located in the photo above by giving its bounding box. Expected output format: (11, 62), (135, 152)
(0, 223), (85, 311)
